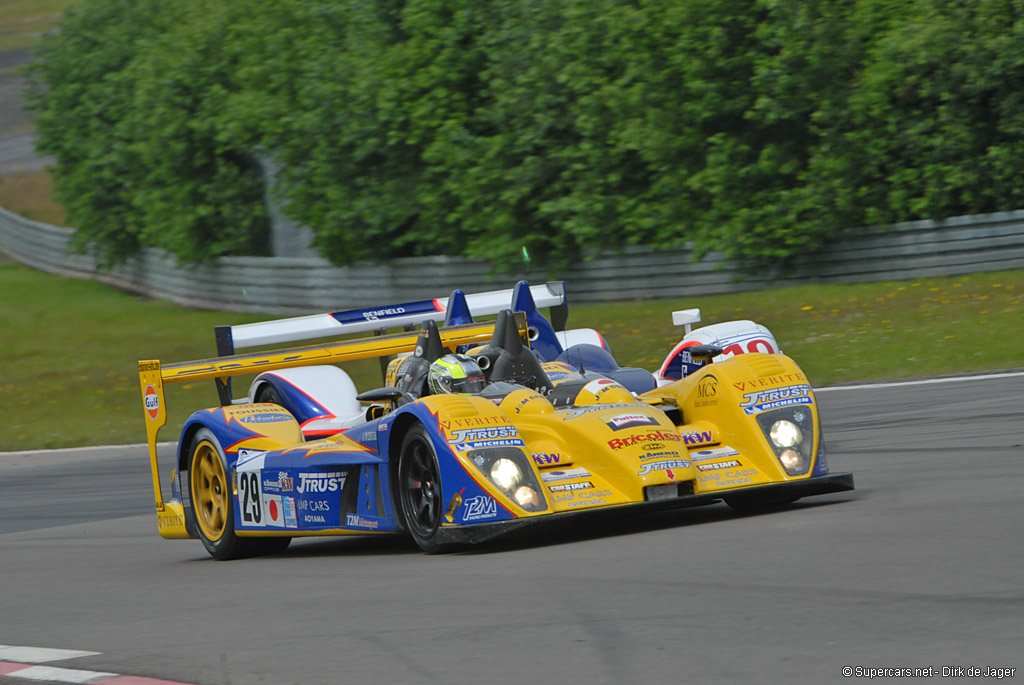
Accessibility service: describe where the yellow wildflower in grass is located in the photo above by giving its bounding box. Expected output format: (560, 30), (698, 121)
(801, 305), (813, 311)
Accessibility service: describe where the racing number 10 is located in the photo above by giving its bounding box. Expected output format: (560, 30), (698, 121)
(238, 472), (262, 524)
(722, 339), (776, 357)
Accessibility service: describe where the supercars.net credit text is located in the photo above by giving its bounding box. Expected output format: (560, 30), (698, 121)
(842, 666), (1016, 679)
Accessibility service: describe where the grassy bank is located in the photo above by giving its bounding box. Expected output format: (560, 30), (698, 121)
(2, 261), (1021, 451)
(0, 170), (67, 224)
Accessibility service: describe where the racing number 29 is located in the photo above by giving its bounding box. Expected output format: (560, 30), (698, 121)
(238, 472), (262, 524)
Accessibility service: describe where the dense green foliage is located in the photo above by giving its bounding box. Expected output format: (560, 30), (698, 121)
(28, 0), (1024, 269)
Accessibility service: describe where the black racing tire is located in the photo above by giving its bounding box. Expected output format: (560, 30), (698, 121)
(723, 494), (800, 514)
(396, 425), (451, 554)
(188, 428), (291, 560)
(254, 383), (283, 407)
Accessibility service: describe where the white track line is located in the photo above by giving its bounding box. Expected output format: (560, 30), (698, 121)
(2, 665), (116, 683)
(0, 648), (99, 665)
(0, 644), (196, 684)
(814, 370), (1024, 392)
(0, 443), (175, 458)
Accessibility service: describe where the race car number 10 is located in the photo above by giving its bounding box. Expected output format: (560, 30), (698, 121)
(721, 339), (776, 357)
(238, 472), (263, 524)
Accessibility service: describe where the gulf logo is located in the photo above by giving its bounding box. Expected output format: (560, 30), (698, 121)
(144, 384), (160, 420)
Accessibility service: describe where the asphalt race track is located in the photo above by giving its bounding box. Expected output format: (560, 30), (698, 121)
(1, 375), (1021, 684)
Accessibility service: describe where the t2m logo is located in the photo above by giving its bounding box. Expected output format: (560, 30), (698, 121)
(462, 495), (498, 521)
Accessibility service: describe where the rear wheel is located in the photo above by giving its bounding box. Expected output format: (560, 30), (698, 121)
(188, 428), (290, 560)
(255, 384), (283, 406)
(397, 425), (450, 553)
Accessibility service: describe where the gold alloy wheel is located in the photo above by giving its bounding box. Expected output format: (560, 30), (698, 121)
(191, 440), (228, 542)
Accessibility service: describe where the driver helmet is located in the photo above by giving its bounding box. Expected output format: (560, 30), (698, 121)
(428, 354), (486, 395)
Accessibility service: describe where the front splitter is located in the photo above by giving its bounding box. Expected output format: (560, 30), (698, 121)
(435, 472), (855, 545)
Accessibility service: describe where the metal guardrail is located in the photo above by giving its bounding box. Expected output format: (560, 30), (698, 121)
(3, 203), (1024, 313)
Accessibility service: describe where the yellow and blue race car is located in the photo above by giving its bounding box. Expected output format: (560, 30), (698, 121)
(138, 282), (853, 559)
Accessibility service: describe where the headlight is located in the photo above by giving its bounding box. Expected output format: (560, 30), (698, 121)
(514, 485), (542, 508)
(490, 458), (522, 490)
(769, 420), (802, 448)
(779, 449), (805, 473)
(467, 448), (548, 513)
(756, 407), (815, 476)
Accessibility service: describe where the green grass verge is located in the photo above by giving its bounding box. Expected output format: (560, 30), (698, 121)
(0, 0), (77, 53)
(2, 260), (1022, 451)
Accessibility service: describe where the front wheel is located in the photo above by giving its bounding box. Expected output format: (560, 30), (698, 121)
(188, 427), (291, 560)
(397, 425), (450, 553)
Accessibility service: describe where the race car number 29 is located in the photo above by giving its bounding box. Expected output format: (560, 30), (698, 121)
(238, 472), (263, 524)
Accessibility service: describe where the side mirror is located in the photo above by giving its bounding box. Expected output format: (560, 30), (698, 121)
(688, 345), (723, 362)
(356, 387), (405, 402)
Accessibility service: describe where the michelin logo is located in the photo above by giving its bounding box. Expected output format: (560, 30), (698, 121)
(740, 384), (813, 415)
(449, 427), (525, 450)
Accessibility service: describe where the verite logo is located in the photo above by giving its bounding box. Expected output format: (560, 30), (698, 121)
(144, 385), (160, 420)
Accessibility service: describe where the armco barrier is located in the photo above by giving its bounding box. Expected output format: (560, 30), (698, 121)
(3, 203), (1024, 314)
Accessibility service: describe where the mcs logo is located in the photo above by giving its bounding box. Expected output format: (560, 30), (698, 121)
(697, 375), (718, 398)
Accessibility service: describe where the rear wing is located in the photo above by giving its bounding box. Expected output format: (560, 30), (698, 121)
(137, 315), (529, 516)
(214, 281), (567, 351)
(212, 280), (568, 404)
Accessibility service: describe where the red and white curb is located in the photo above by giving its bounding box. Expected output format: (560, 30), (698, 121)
(0, 646), (195, 685)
